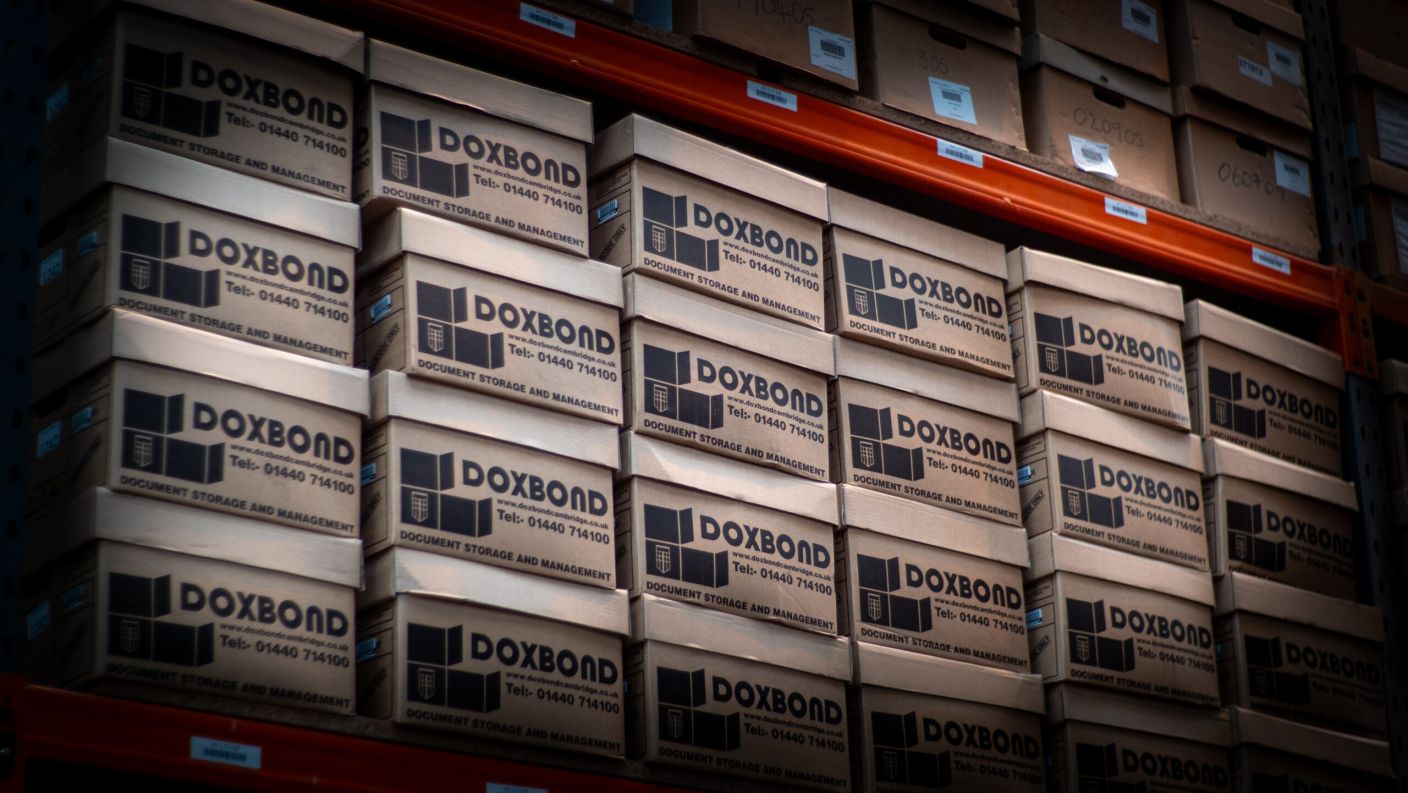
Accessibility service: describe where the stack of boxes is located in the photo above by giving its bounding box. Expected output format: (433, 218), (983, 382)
(1383, 360), (1408, 525)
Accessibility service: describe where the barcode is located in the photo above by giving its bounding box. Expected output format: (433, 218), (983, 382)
(520, 3), (576, 36)
(529, 10), (564, 29)
(757, 86), (785, 100)
(747, 80), (798, 110)
(941, 90), (961, 102)
(1132, 8), (1151, 24)
(1283, 162), (1302, 176)
(1275, 52), (1292, 65)
(820, 39), (845, 57)
(203, 749), (248, 762)
(1081, 146), (1104, 162)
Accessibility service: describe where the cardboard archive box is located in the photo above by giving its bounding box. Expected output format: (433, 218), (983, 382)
(1229, 706), (1395, 793)
(1021, 0), (1170, 82)
(1381, 360), (1408, 503)
(672, 0), (859, 90)
(1168, 0), (1309, 129)
(1352, 157), (1408, 289)
(1343, 49), (1408, 172)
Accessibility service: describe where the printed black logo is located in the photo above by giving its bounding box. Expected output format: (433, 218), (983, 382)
(1067, 598), (1135, 672)
(416, 281), (505, 369)
(642, 187), (719, 272)
(644, 504), (728, 587)
(1227, 500), (1286, 573)
(1208, 368), (1268, 439)
(848, 403), (924, 481)
(118, 215), (220, 308)
(872, 710), (951, 788)
(856, 555), (932, 633)
(107, 572), (213, 666)
(1035, 314), (1105, 385)
(643, 345), (724, 429)
(1075, 742), (1141, 793)
(406, 622), (501, 712)
(842, 256), (917, 330)
(380, 113), (470, 198)
(400, 448), (492, 537)
(1058, 455), (1124, 528)
(1245, 635), (1311, 705)
(657, 666), (740, 750)
(120, 389), (223, 483)
(120, 44), (221, 136)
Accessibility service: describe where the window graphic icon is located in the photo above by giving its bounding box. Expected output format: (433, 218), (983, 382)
(119, 44), (221, 137)
(410, 490), (431, 523)
(119, 215), (220, 308)
(1034, 313), (1104, 385)
(644, 504), (728, 587)
(130, 85), (155, 119)
(1066, 489), (1083, 517)
(842, 255), (917, 330)
(871, 710), (950, 787)
(129, 258), (152, 290)
(654, 544), (674, 575)
(853, 289), (870, 315)
(119, 619), (143, 654)
(858, 440), (877, 469)
(131, 434), (155, 469)
(641, 187), (719, 271)
(856, 554), (931, 633)
(848, 403), (923, 481)
(1044, 346), (1061, 372)
(1214, 399), (1229, 426)
(1066, 598), (1135, 672)
(406, 622), (500, 712)
(107, 572), (214, 666)
(1208, 368), (1268, 439)
(391, 150), (410, 181)
(651, 225), (669, 254)
(400, 448), (492, 537)
(120, 389), (223, 484)
(865, 591), (884, 622)
(667, 708), (685, 739)
(415, 281), (505, 369)
(642, 345), (724, 429)
(380, 113), (470, 198)
(1075, 742), (1127, 790)
(1245, 634), (1311, 706)
(426, 322), (446, 353)
(657, 666), (740, 750)
(1057, 455), (1123, 529)
(652, 382), (672, 414)
(417, 666), (437, 700)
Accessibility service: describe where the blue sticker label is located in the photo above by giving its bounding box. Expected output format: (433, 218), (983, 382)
(61, 584), (87, 613)
(39, 249), (64, 286)
(1025, 608), (1043, 629)
(520, 3), (576, 36)
(1017, 465), (1033, 485)
(46, 84), (69, 122)
(36, 421), (62, 459)
(361, 463), (377, 485)
(356, 637), (379, 662)
(78, 231), (100, 256)
(369, 294), (393, 324)
(26, 602), (52, 640)
(190, 737), (262, 770)
(595, 198), (620, 224)
(72, 405), (95, 432)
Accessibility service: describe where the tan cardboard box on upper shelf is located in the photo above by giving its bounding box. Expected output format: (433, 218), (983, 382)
(673, 0), (859, 90)
(1168, 0), (1309, 129)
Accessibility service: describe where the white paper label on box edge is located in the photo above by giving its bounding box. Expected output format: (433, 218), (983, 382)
(1122, 0), (1159, 43)
(1238, 55), (1273, 87)
(1252, 246), (1292, 275)
(1267, 41), (1303, 87)
(928, 77), (978, 125)
(190, 737), (262, 770)
(1069, 134), (1119, 178)
(808, 26), (857, 80)
(1273, 150), (1312, 197)
(1104, 196), (1148, 224)
(1374, 87), (1408, 169)
(1392, 197), (1408, 275)
(937, 138), (984, 168)
(747, 80), (798, 111)
(520, 3), (576, 37)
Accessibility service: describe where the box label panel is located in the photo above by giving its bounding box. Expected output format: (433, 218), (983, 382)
(1050, 721), (1230, 793)
(1208, 476), (1355, 599)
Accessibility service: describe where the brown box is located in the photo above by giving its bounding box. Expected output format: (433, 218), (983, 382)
(627, 595), (852, 791)
(1381, 360), (1408, 489)
(362, 372), (618, 587)
(832, 338), (1021, 525)
(825, 189), (1013, 379)
(1183, 300), (1344, 477)
(36, 142), (358, 362)
(622, 276), (834, 480)
(852, 642), (1046, 792)
(1021, 37), (1179, 201)
(1343, 50), (1408, 172)
(590, 115), (830, 329)
(674, 0), (859, 90)
(42, 2), (360, 198)
(1168, 0), (1309, 129)
(1203, 439), (1357, 600)
(1333, 0), (1408, 73)
(1215, 573), (1386, 738)
(355, 208), (624, 424)
(1173, 89), (1318, 254)
(358, 549), (629, 755)
(858, 0), (1025, 149)
(1025, 534), (1219, 706)
(27, 310), (366, 535)
(617, 432), (840, 633)
(357, 41), (592, 256)
(1017, 391), (1208, 570)
(1045, 685), (1233, 793)
(1008, 247), (1191, 430)
(23, 489), (361, 713)
(1230, 706), (1395, 793)
(836, 498), (1031, 670)
(1021, 0), (1170, 82)
(1352, 158), (1408, 288)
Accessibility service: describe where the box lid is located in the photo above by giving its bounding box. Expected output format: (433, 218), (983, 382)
(110, 0), (364, 70)
(868, 0), (1020, 55)
(1017, 391), (1204, 473)
(1021, 34), (1173, 115)
(1183, 300), (1343, 389)
(1203, 0), (1304, 40)
(834, 337), (1018, 422)
(359, 209), (623, 307)
(624, 275), (835, 375)
(26, 488), (362, 588)
(1230, 707), (1393, 776)
(41, 138), (360, 245)
(1007, 247), (1185, 321)
(32, 309), (369, 415)
(1351, 155), (1408, 194)
(631, 594), (850, 679)
(363, 548), (629, 636)
(853, 641), (1043, 713)
(1380, 359), (1408, 396)
(589, 115), (828, 221)
(1027, 534), (1215, 606)
(839, 485), (1029, 568)
(366, 40), (591, 144)
(826, 189), (1006, 280)
(1215, 572), (1383, 643)
(1171, 88), (1314, 156)
(1045, 684), (1232, 746)
(1343, 47), (1408, 97)
(1203, 439), (1357, 511)
(621, 431), (838, 524)
(370, 371), (618, 469)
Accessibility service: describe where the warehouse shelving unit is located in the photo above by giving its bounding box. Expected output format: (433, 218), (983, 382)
(2, 0), (1406, 790)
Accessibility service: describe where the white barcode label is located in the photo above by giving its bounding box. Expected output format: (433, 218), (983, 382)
(1375, 87), (1408, 169)
(1273, 150), (1311, 197)
(39, 249), (64, 285)
(191, 737), (262, 770)
(1266, 41), (1302, 86)
(1238, 56), (1272, 87)
(928, 78), (977, 125)
(1122, 0), (1159, 43)
(937, 138), (984, 168)
(1105, 197), (1148, 224)
(1391, 197), (1408, 275)
(520, 3), (576, 37)
(747, 80), (798, 111)
(808, 26), (857, 79)
(487, 785), (548, 793)
(1251, 247), (1291, 275)
(1069, 135), (1118, 178)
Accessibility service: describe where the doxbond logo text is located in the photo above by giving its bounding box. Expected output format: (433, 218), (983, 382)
(712, 675), (843, 725)
(192, 401), (354, 463)
(189, 59), (347, 129)
(691, 201), (818, 267)
(699, 513), (830, 569)
(472, 295), (615, 354)
(179, 581), (348, 637)
(184, 222), (349, 294)
(1227, 501), (1352, 574)
(898, 559), (1022, 612)
(896, 411), (1012, 464)
(462, 459), (608, 516)
(379, 113), (580, 197)
(1209, 369), (1340, 435)
(469, 631), (618, 683)
(1076, 741), (1228, 789)
(696, 356), (824, 416)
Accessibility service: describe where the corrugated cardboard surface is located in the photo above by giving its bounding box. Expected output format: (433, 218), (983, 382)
(839, 484), (1030, 567)
(826, 188), (1006, 279)
(1007, 247), (1184, 319)
(1184, 300), (1344, 387)
(1343, 50), (1408, 172)
(674, 0), (859, 90)
(1021, 0), (1170, 82)
(1045, 683), (1231, 745)
(833, 337), (1018, 421)
(1231, 706), (1393, 777)
(25, 539), (356, 713)
(358, 593), (624, 755)
(1048, 720), (1230, 792)
(1214, 572), (1382, 642)
(1026, 533), (1214, 604)
(44, 9), (355, 198)
(853, 641), (1042, 709)
(1233, 745), (1393, 793)
(1354, 180), (1408, 290)
(1017, 390), (1203, 471)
